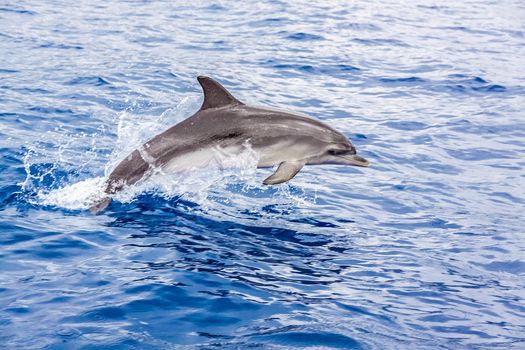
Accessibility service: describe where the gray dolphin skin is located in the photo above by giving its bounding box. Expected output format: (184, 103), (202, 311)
(90, 76), (369, 213)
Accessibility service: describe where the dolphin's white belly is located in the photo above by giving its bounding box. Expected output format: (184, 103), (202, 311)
(162, 148), (213, 172)
(161, 139), (315, 173)
(162, 145), (249, 173)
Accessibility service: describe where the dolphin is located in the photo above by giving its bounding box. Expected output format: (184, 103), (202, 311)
(90, 76), (369, 213)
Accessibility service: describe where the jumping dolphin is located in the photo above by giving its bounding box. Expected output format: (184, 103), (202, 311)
(90, 76), (369, 213)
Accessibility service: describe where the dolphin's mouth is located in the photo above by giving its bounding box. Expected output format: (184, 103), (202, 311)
(342, 154), (370, 167)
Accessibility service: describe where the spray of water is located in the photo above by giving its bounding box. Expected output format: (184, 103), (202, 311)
(22, 97), (317, 214)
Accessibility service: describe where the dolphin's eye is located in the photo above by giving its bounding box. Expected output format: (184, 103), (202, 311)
(328, 149), (350, 156)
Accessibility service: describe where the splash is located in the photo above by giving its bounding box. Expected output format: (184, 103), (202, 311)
(37, 176), (107, 210)
(34, 143), (314, 212)
(23, 97), (316, 212)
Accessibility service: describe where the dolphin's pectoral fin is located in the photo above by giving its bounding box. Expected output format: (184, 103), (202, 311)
(263, 161), (305, 185)
(197, 76), (243, 110)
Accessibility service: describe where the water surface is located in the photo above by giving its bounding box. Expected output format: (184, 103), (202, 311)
(1, 1), (525, 349)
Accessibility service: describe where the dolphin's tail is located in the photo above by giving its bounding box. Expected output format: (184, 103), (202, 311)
(90, 197), (112, 215)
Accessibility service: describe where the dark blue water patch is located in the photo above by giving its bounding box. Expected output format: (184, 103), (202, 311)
(0, 185), (22, 210)
(382, 121), (429, 131)
(289, 217), (338, 229)
(22, 162), (73, 190)
(252, 330), (363, 349)
(342, 133), (367, 144)
(180, 313), (242, 327)
(29, 236), (95, 259)
(54, 327), (82, 339)
(0, 147), (24, 166)
(388, 182), (453, 197)
(478, 261), (525, 275)
(70, 307), (127, 323)
(196, 331), (234, 340)
(472, 76), (487, 84)
(0, 6), (36, 15)
(445, 148), (514, 161)
(0, 112), (39, 124)
(131, 35), (174, 46)
(499, 297), (525, 316)
(0, 149), (26, 189)
(374, 74), (510, 94)
(272, 63), (316, 73)
(61, 338), (145, 350)
(178, 41), (233, 52)
(120, 283), (253, 320)
(12, 87), (52, 94)
(334, 189), (416, 215)
(473, 84), (506, 92)
(287, 233), (331, 247)
(352, 38), (409, 47)
(286, 32), (324, 41)
(28, 106), (75, 115)
(262, 59), (360, 76)
(246, 17), (289, 27)
(0, 32), (15, 40)
(488, 191), (524, 205)
(4, 307), (31, 314)
(443, 75), (507, 93)
(108, 197), (210, 225)
(438, 26), (498, 36)
(337, 64), (361, 72)
(384, 152), (461, 175)
(379, 76), (426, 84)
(206, 3), (227, 11)
(445, 119), (525, 137)
(0, 222), (40, 245)
(340, 23), (382, 31)
(381, 217), (461, 230)
(107, 199), (331, 260)
(0, 68), (19, 74)
(37, 42), (84, 50)
(293, 98), (326, 108)
(447, 83), (506, 93)
(66, 76), (111, 87)
(417, 4), (449, 11)
(337, 302), (393, 323)
(432, 325), (494, 339)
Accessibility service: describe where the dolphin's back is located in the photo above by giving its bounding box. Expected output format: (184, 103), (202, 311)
(145, 104), (339, 164)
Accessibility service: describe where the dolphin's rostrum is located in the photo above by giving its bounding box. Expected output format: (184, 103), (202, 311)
(91, 76), (369, 213)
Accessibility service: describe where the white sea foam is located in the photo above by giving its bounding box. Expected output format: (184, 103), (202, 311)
(37, 177), (107, 210)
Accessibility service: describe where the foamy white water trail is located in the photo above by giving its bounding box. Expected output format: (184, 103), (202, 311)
(37, 177), (107, 210)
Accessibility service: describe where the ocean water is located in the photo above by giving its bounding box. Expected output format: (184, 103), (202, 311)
(1, 0), (525, 349)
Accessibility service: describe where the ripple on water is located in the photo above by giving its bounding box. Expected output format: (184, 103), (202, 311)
(0, 0), (525, 349)
(286, 32), (325, 41)
(66, 76), (111, 86)
(252, 331), (363, 349)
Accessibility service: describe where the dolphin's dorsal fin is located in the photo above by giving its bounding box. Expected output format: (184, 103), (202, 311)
(197, 76), (243, 110)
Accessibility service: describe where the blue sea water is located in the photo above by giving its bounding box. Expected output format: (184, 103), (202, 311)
(1, 0), (525, 349)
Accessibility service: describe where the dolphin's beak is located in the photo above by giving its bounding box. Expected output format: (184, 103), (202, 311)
(341, 154), (370, 167)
